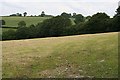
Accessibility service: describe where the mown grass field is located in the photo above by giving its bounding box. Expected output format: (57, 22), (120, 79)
(2, 32), (118, 78)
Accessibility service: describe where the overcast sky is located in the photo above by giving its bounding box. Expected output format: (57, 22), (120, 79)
(0, 0), (120, 17)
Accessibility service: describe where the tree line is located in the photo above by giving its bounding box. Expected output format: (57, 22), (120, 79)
(2, 6), (120, 40)
(9, 11), (53, 17)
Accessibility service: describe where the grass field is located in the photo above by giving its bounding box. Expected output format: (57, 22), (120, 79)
(2, 17), (51, 27)
(1, 17), (75, 34)
(2, 17), (75, 27)
(2, 32), (118, 78)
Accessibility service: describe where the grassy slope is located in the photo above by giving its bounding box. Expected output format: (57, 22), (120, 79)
(1, 17), (75, 33)
(2, 17), (75, 27)
(2, 17), (51, 27)
(1, 17), (51, 34)
(2, 32), (118, 78)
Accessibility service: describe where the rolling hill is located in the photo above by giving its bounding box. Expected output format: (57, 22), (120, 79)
(2, 17), (51, 27)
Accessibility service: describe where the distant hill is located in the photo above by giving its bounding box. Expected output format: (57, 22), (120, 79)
(2, 17), (51, 27)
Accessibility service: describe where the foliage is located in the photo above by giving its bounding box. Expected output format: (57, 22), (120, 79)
(2, 30), (16, 40)
(62, 25), (77, 36)
(2, 6), (120, 40)
(23, 12), (27, 17)
(0, 20), (6, 25)
(116, 6), (120, 15)
(28, 24), (39, 38)
(61, 12), (71, 18)
(85, 16), (91, 22)
(78, 13), (110, 33)
(75, 22), (87, 34)
(16, 27), (29, 39)
(74, 14), (85, 24)
(18, 21), (26, 27)
(72, 13), (77, 18)
(111, 6), (120, 31)
(37, 16), (72, 37)
(110, 16), (120, 31)
(10, 13), (22, 17)
(41, 11), (45, 17)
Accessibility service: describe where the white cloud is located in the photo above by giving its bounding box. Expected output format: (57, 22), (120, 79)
(0, 0), (119, 17)
(1, 0), (120, 2)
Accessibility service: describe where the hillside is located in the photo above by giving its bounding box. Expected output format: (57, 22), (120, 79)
(2, 32), (118, 78)
(2, 17), (75, 27)
(2, 17), (51, 27)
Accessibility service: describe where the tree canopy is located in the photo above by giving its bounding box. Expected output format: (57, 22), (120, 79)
(37, 16), (72, 37)
(61, 12), (71, 18)
(18, 21), (26, 27)
(74, 14), (85, 24)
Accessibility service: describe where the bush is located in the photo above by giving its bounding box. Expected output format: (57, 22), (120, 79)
(0, 20), (6, 25)
(75, 22), (88, 34)
(62, 25), (78, 36)
(28, 24), (39, 38)
(37, 16), (72, 37)
(2, 11), (119, 41)
(18, 21), (26, 27)
(79, 13), (110, 33)
(16, 27), (29, 39)
(74, 14), (85, 24)
(61, 12), (71, 18)
(108, 16), (120, 32)
(2, 30), (16, 40)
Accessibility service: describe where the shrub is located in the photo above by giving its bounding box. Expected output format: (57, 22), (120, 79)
(80, 13), (110, 33)
(28, 24), (39, 38)
(2, 30), (16, 40)
(18, 21), (26, 27)
(74, 14), (85, 24)
(0, 20), (6, 25)
(37, 16), (72, 37)
(16, 27), (29, 39)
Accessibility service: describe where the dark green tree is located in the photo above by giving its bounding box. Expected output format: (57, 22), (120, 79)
(2, 30), (16, 40)
(116, 6), (120, 15)
(37, 16), (72, 37)
(18, 21), (26, 27)
(85, 16), (91, 22)
(76, 13), (110, 33)
(72, 13), (77, 18)
(1, 20), (6, 25)
(28, 24), (39, 38)
(41, 11), (45, 17)
(74, 14), (85, 24)
(110, 6), (120, 31)
(23, 12), (27, 17)
(62, 25), (77, 36)
(88, 13), (110, 33)
(16, 27), (29, 39)
(61, 12), (71, 18)
(19, 14), (22, 16)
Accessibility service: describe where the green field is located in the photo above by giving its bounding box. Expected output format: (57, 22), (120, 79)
(1, 17), (51, 34)
(2, 32), (118, 78)
(2, 17), (75, 27)
(1, 17), (75, 34)
(2, 17), (51, 27)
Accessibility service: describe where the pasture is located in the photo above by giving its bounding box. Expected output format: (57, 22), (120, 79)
(2, 32), (118, 78)
(1, 17), (75, 34)
(2, 17), (75, 27)
(2, 17), (51, 27)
